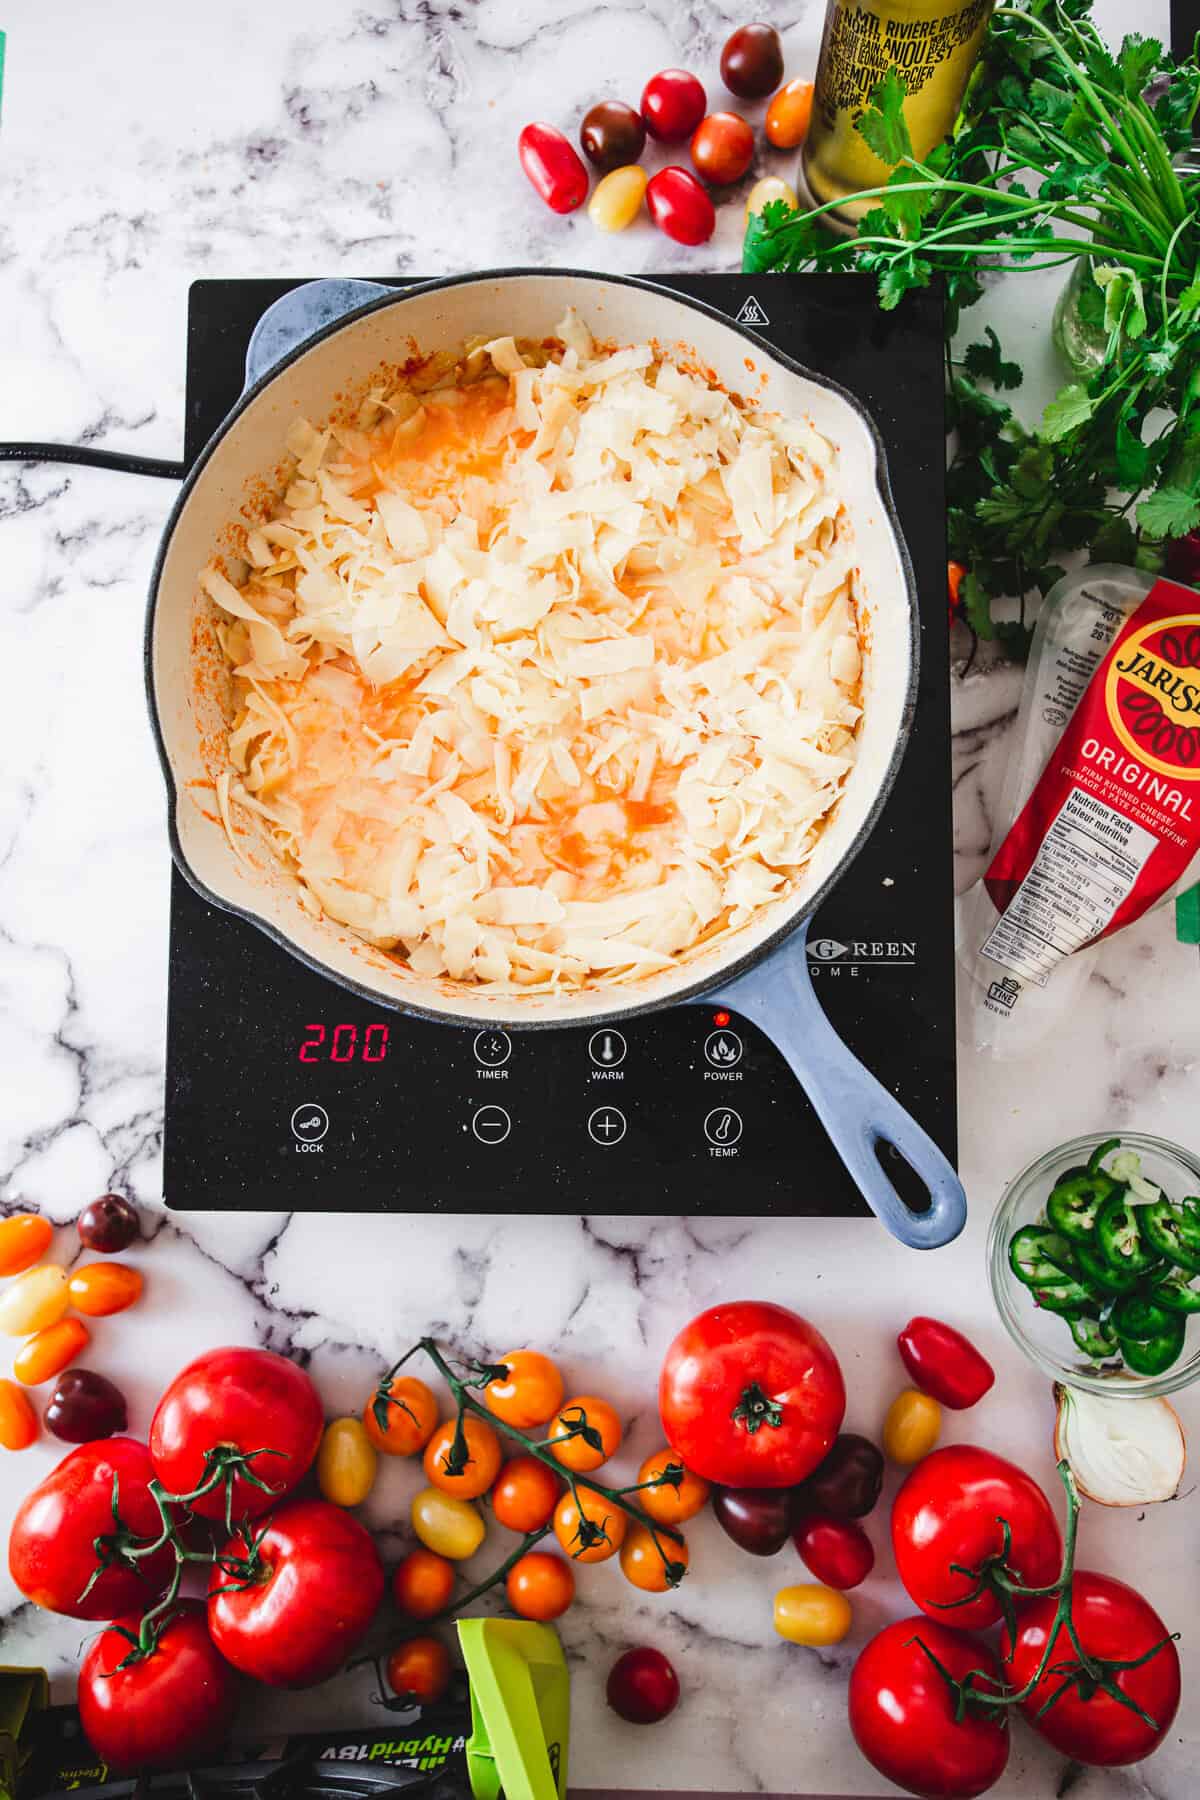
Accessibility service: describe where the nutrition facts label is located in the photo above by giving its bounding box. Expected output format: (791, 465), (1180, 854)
(982, 787), (1159, 986)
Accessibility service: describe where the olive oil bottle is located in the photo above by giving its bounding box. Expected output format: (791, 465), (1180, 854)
(801, 0), (994, 226)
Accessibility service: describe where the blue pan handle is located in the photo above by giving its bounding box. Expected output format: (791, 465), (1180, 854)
(698, 920), (966, 1249)
(243, 279), (396, 390)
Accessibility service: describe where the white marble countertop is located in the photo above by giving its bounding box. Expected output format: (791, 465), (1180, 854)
(1, 0), (1198, 1794)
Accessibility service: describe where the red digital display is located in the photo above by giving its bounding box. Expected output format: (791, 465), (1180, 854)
(298, 1023), (390, 1063)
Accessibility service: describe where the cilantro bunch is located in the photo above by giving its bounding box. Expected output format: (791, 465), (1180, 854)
(743, 0), (1200, 653)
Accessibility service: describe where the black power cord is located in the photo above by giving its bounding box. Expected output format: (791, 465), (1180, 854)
(0, 442), (186, 480)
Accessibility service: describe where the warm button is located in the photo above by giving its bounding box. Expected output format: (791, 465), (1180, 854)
(588, 1029), (627, 1068)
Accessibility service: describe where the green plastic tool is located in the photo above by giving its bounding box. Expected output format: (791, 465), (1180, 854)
(1176, 881), (1200, 946)
(457, 1620), (569, 1800)
(0, 1668), (48, 1800)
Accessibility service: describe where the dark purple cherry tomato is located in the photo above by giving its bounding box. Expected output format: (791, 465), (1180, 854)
(720, 23), (784, 100)
(641, 69), (707, 144)
(796, 1433), (884, 1519)
(77, 1193), (139, 1254)
(690, 112), (755, 185)
(580, 100), (646, 172)
(793, 1514), (875, 1590)
(45, 1369), (129, 1443)
(607, 1648), (680, 1724)
(897, 1317), (996, 1411)
(713, 1485), (796, 1555)
(518, 123), (589, 214)
(645, 167), (716, 246)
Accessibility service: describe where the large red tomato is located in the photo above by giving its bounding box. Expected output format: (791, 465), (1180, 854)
(208, 1498), (384, 1688)
(849, 1618), (1010, 1800)
(150, 1347), (323, 1521)
(79, 1601), (238, 1770)
(892, 1446), (1062, 1629)
(1002, 1572), (1180, 1766)
(659, 1302), (845, 1488)
(8, 1438), (176, 1620)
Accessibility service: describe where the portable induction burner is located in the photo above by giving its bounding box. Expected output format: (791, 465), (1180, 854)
(164, 275), (955, 1214)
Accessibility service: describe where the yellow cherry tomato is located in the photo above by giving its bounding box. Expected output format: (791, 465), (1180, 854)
(317, 1416), (378, 1507)
(588, 164), (649, 233)
(765, 77), (814, 149)
(636, 1449), (710, 1525)
(744, 175), (799, 227)
(774, 1583), (852, 1646)
(482, 1350), (564, 1430)
(67, 1262), (143, 1318)
(883, 1388), (943, 1465)
(13, 1317), (90, 1387)
(553, 1484), (627, 1564)
(0, 1378), (38, 1450)
(423, 1414), (503, 1499)
(0, 1266), (69, 1337)
(363, 1374), (439, 1456)
(620, 1523), (690, 1593)
(548, 1395), (623, 1473)
(0, 1215), (53, 1277)
(411, 1487), (486, 1561)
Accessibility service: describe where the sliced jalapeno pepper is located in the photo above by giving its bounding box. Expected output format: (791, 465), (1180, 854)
(1094, 1192), (1160, 1276)
(1138, 1199), (1200, 1273)
(1046, 1169), (1118, 1243)
(1074, 1241), (1149, 1297)
(1032, 1279), (1093, 1316)
(1069, 1315), (1119, 1359)
(1118, 1318), (1185, 1376)
(1147, 1270), (1200, 1314)
(1008, 1226), (1081, 1289)
(1087, 1137), (1122, 1175)
(1112, 1293), (1176, 1340)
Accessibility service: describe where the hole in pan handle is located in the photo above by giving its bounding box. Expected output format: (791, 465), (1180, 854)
(243, 278), (400, 391)
(699, 918), (966, 1250)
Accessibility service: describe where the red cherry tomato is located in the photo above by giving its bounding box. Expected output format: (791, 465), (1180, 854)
(606, 1647), (680, 1724)
(690, 113), (755, 186)
(518, 123), (589, 214)
(892, 1446), (1062, 1630)
(793, 1514), (874, 1589)
(645, 168), (717, 247)
(659, 1301), (845, 1486)
(78, 1601), (238, 1771)
(208, 1498), (384, 1688)
(1002, 1572), (1180, 1766)
(641, 70), (707, 144)
(149, 1346), (323, 1522)
(850, 1619), (1010, 1799)
(8, 1436), (176, 1620)
(897, 1317), (995, 1410)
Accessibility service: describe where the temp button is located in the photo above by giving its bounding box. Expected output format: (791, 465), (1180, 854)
(704, 1107), (743, 1147)
(588, 1106), (627, 1145)
(471, 1104), (512, 1145)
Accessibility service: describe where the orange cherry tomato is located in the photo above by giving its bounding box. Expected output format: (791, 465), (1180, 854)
(423, 1414), (503, 1499)
(620, 1523), (690, 1593)
(492, 1456), (561, 1533)
(386, 1635), (451, 1703)
(392, 1548), (455, 1620)
(548, 1395), (623, 1473)
(0, 1378), (38, 1449)
(482, 1350), (565, 1430)
(13, 1318), (90, 1387)
(765, 77), (814, 149)
(363, 1375), (439, 1456)
(67, 1263), (143, 1318)
(507, 1551), (576, 1621)
(0, 1215), (52, 1277)
(553, 1484), (627, 1564)
(636, 1449), (710, 1525)
(690, 111), (755, 185)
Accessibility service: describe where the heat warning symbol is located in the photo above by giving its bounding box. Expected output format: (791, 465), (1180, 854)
(735, 295), (770, 326)
(704, 1029), (743, 1068)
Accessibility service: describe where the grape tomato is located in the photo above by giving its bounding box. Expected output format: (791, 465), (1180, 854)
(897, 1317), (995, 1411)
(606, 1647), (680, 1724)
(774, 1582), (852, 1646)
(316, 1416), (378, 1507)
(411, 1486), (485, 1561)
(0, 1379), (38, 1450)
(713, 1485), (794, 1556)
(720, 24), (784, 100)
(13, 1317), (90, 1387)
(883, 1389), (942, 1465)
(793, 1515), (874, 1589)
(765, 78), (814, 149)
(745, 175), (798, 225)
(588, 165), (648, 233)
(580, 100), (645, 171)
(645, 168), (716, 245)
(67, 1262), (143, 1317)
(44, 1368), (128, 1442)
(690, 112), (755, 186)
(641, 69), (706, 144)
(518, 123), (589, 214)
(0, 1265), (69, 1337)
(0, 1213), (52, 1277)
(77, 1194), (139, 1254)
(795, 1433), (884, 1519)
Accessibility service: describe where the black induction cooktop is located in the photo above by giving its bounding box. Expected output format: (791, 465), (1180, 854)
(164, 274), (955, 1213)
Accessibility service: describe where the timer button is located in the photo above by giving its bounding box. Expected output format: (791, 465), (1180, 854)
(588, 1029), (627, 1068)
(473, 1031), (512, 1068)
(704, 1028), (743, 1068)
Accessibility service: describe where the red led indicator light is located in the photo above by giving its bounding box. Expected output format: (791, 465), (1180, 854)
(713, 1011), (731, 1027)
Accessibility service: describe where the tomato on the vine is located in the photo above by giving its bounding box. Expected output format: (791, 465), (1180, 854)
(8, 1437), (176, 1620)
(636, 1448), (710, 1525)
(150, 1347), (323, 1521)
(423, 1415), (503, 1499)
(1002, 1572), (1180, 1766)
(392, 1548), (455, 1619)
(482, 1350), (564, 1430)
(78, 1601), (238, 1771)
(553, 1485), (627, 1563)
(548, 1394), (622, 1472)
(849, 1619), (1010, 1800)
(364, 1374), (439, 1456)
(892, 1446), (1062, 1629)
(660, 1302), (845, 1488)
(507, 1550), (576, 1620)
(492, 1456), (561, 1533)
(620, 1522), (689, 1593)
(386, 1636), (451, 1703)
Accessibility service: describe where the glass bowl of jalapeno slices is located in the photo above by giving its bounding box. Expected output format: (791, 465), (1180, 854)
(989, 1132), (1200, 1396)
